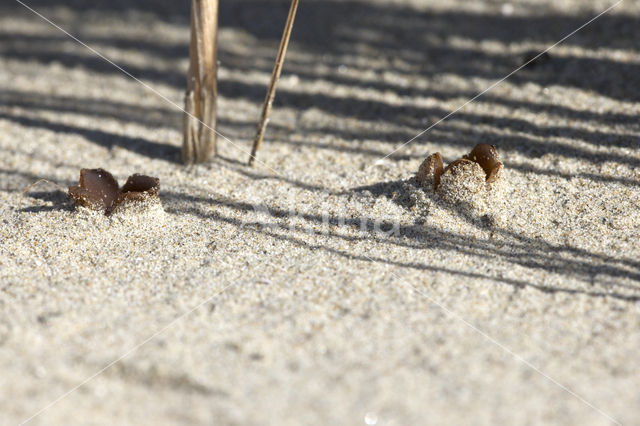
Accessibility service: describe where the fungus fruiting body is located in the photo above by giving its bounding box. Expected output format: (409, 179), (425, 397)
(417, 144), (503, 192)
(416, 144), (504, 205)
(463, 144), (503, 183)
(68, 169), (120, 212)
(119, 174), (160, 203)
(416, 152), (444, 190)
(68, 169), (160, 214)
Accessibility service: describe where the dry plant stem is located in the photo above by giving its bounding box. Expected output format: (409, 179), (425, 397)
(21, 179), (68, 213)
(21, 179), (67, 196)
(182, 0), (219, 164)
(248, 0), (299, 166)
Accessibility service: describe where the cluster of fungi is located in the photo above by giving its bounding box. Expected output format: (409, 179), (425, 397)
(64, 145), (502, 215)
(68, 169), (160, 215)
(416, 144), (503, 193)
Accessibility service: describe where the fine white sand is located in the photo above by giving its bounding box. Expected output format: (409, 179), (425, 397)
(1, 0), (640, 425)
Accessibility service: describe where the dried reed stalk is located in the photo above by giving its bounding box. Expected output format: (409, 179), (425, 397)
(182, 0), (219, 164)
(248, 0), (299, 166)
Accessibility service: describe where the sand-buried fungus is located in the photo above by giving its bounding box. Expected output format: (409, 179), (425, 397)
(120, 174), (161, 202)
(416, 144), (503, 194)
(68, 168), (119, 211)
(463, 144), (503, 183)
(68, 168), (160, 214)
(416, 152), (444, 190)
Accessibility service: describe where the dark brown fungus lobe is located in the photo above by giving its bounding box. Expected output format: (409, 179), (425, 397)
(68, 168), (120, 211)
(68, 169), (160, 214)
(485, 162), (503, 184)
(463, 144), (502, 182)
(416, 152), (444, 190)
(119, 174), (160, 202)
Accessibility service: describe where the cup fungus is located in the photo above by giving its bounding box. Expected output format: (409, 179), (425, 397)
(463, 144), (503, 183)
(416, 144), (503, 191)
(68, 168), (160, 214)
(416, 152), (444, 190)
(119, 174), (160, 203)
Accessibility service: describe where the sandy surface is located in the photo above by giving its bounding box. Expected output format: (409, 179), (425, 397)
(1, 0), (640, 425)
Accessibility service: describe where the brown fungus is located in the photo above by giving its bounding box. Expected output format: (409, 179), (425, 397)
(463, 143), (502, 182)
(68, 168), (160, 214)
(416, 144), (503, 191)
(119, 174), (160, 203)
(68, 168), (120, 212)
(416, 152), (443, 190)
(485, 162), (503, 184)
(438, 158), (486, 202)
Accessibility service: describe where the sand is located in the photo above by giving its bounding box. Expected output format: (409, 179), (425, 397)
(1, 0), (640, 425)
